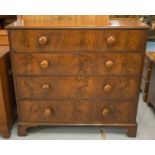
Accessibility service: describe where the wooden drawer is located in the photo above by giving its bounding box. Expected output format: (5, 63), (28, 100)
(19, 100), (136, 124)
(10, 30), (146, 51)
(16, 76), (139, 99)
(13, 53), (142, 75)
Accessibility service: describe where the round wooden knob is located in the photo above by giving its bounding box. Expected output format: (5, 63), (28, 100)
(107, 36), (116, 45)
(105, 60), (114, 69)
(104, 84), (112, 92)
(44, 108), (52, 116)
(42, 83), (50, 90)
(40, 60), (49, 69)
(102, 108), (110, 116)
(38, 36), (48, 45)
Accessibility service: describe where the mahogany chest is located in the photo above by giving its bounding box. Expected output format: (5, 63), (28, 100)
(0, 47), (16, 138)
(7, 17), (149, 137)
(141, 52), (155, 108)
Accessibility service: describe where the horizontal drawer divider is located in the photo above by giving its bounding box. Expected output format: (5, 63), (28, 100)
(13, 50), (143, 54)
(14, 74), (140, 77)
(8, 26), (149, 29)
(16, 97), (139, 102)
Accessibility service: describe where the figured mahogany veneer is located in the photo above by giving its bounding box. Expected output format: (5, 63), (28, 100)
(16, 76), (139, 99)
(7, 17), (149, 137)
(13, 53), (142, 75)
(10, 30), (146, 51)
(18, 100), (137, 124)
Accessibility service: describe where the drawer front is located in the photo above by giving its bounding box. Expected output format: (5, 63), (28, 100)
(16, 76), (139, 99)
(10, 30), (146, 51)
(13, 53), (142, 75)
(19, 100), (136, 124)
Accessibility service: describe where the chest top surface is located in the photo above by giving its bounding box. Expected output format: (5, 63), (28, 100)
(6, 15), (149, 30)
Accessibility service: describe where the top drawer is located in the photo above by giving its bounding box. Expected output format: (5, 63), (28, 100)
(9, 29), (146, 51)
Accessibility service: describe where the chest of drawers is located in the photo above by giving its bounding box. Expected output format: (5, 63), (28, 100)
(0, 47), (16, 138)
(141, 52), (155, 108)
(7, 17), (149, 137)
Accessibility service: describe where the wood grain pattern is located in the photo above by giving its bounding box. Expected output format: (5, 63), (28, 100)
(10, 30), (146, 51)
(16, 76), (139, 99)
(18, 100), (136, 124)
(0, 50), (16, 138)
(6, 18), (149, 29)
(13, 53), (142, 75)
(0, 76), (6, 126)
(7, 18), (148, 137)
(0, 30), (9, 46)
(18, 15), (109, 27)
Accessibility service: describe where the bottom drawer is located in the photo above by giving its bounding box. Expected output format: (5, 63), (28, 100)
(19, 100), (137, 124)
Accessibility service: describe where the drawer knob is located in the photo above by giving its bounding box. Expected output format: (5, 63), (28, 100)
(104, 84), (112, 92)
(42, 83), (50, 90)
(107, 36), (116, 45)
(38, 36), (48, 45)
(44, 108), (52, 116)
(102, 108), (110, 116)
(40, 60), (49, 69)
(106, 60), (114, 69)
